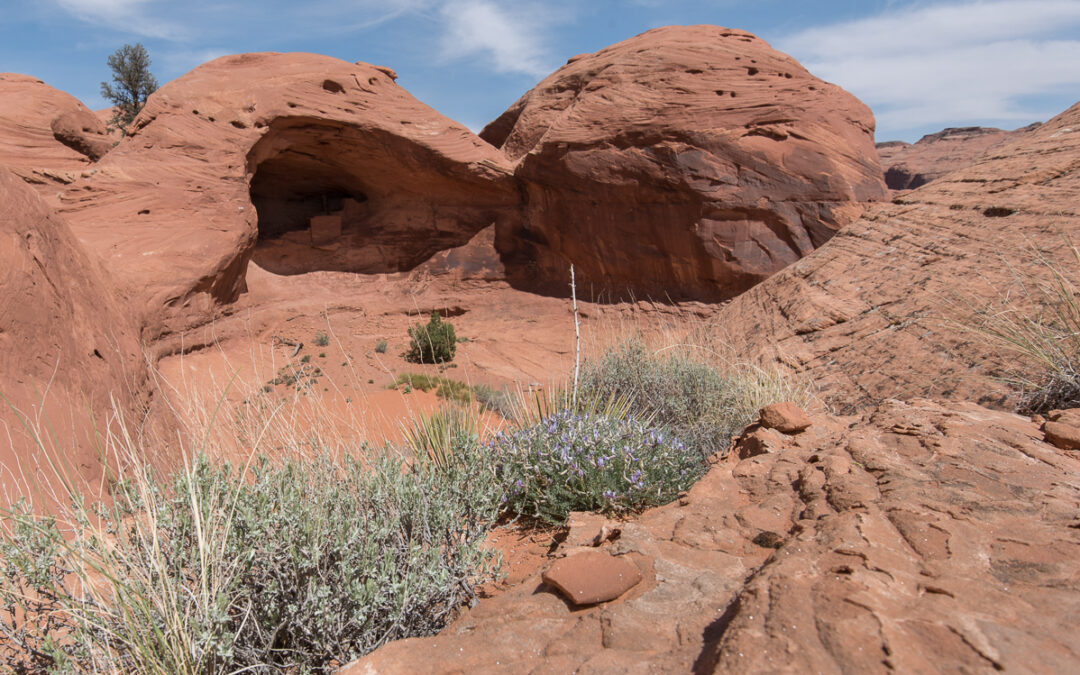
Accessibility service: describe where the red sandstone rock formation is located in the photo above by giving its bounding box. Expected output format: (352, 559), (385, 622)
(0, 168), (149, 503)
(482, 25), (887, 301)
(51, 53), (517, 347)
(877, 123), (1040, 191)
(712, 101), (1080, 412)
(343, 398), (1080, 672)
(0, 73), (112, 192)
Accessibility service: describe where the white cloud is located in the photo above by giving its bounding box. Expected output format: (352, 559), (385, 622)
(777, 0), (1080, 139)
(438, 0), (554, 77)
(54, 0), (185, 39)
(51, 0), (560, 80)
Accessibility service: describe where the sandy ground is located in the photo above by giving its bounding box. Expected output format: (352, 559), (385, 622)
(153, 234), (723, 464)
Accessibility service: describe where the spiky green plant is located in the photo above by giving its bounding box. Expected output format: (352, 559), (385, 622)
(400, 405), (480, 470)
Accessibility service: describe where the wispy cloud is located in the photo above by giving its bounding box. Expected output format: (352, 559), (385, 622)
(438, 0), (555, 77)
(54, 0), (185, 39)
(50, 0), (560, 79)
(777, 0), (1080, 139)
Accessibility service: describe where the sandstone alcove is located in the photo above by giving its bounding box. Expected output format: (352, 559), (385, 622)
(246, 116), (513, 276)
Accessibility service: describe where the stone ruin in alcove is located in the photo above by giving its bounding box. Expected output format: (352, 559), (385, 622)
(245, 116), (516, 276)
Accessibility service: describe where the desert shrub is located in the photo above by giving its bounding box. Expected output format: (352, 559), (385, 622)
(375, 338), (388, 354)
(965, 246), (1080, 413)
(0, 450), (501, 673)
(491, 409), (702, 526)
(579, 338), (769, 458)
(472, 384), (512, 418)
(314, 331), (330, 347)
(406, 312), (456, 364)
(391, 373), (472, 404)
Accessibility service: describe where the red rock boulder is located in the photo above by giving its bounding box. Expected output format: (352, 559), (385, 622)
(482, 25), (887, 301)
(53, 53), (517, 345)
(0, 73), (113, 191)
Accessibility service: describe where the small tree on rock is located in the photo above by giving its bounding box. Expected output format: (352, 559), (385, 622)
(100, 43), (158, 133)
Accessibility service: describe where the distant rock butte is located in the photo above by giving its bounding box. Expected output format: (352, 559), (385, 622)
(714, 102), (1080, 412)
(482, 25), (886, 301)
(344, 399), (1080, 672)
(51, 52), (517, 345)
(0, 168), (149, 501)
(877, 124), (1040, 191)
(0, 73), (112, 191)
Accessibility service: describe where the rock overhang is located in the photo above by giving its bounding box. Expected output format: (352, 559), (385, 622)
(53, 52), (518, 339)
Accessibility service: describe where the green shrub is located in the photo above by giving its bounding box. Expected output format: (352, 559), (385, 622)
(0, 450), (501, 673)
(491, 409), (702, 526)
(375, 338), (388, 354)
(406, 313), (456, 364)
(579, 338), (783, 459)
(391, 374), (472, 404)
(314, 331), (330, 347)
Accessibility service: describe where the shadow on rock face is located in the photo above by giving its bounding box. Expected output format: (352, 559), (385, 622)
(246, 117), (515, 276)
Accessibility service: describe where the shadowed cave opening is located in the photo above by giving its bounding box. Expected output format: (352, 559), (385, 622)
(247, 117), (508, 277)
(250, 153), (368, 240)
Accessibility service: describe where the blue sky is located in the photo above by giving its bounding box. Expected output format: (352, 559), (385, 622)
(2, 0), (1079, 142)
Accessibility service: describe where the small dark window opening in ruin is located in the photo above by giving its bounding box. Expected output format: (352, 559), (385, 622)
(249, 152), (368, 241)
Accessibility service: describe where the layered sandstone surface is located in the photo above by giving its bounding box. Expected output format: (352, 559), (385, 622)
(0, 73), (112, 191)
(712, 102), (1080, 412)
(0, 168), (148, 502)
(482, 25), (887, 301)
(346, 399), (1080, 672)
(52, 53), (517, 343)
(877, 124), (1039, 191)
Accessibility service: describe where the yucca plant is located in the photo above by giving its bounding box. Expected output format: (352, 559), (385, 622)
(400, 405), (480, 470)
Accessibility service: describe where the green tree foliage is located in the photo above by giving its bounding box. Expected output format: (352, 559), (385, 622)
(406, 312), (457, 363)
(100, 43), (158, 132)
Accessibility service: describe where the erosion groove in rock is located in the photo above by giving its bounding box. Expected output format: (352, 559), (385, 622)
(481, 25), (887, 301)
(714, 102), (1080, 412)
(343, 399), (1080, 672)
(51, 52), (516, 342)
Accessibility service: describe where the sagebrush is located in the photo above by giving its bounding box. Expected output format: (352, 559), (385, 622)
(579, 337), (800, 458)
(0, 449), (501, 673)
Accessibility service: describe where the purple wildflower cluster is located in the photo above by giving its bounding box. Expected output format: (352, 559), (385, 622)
(490, 408), (703, 525)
